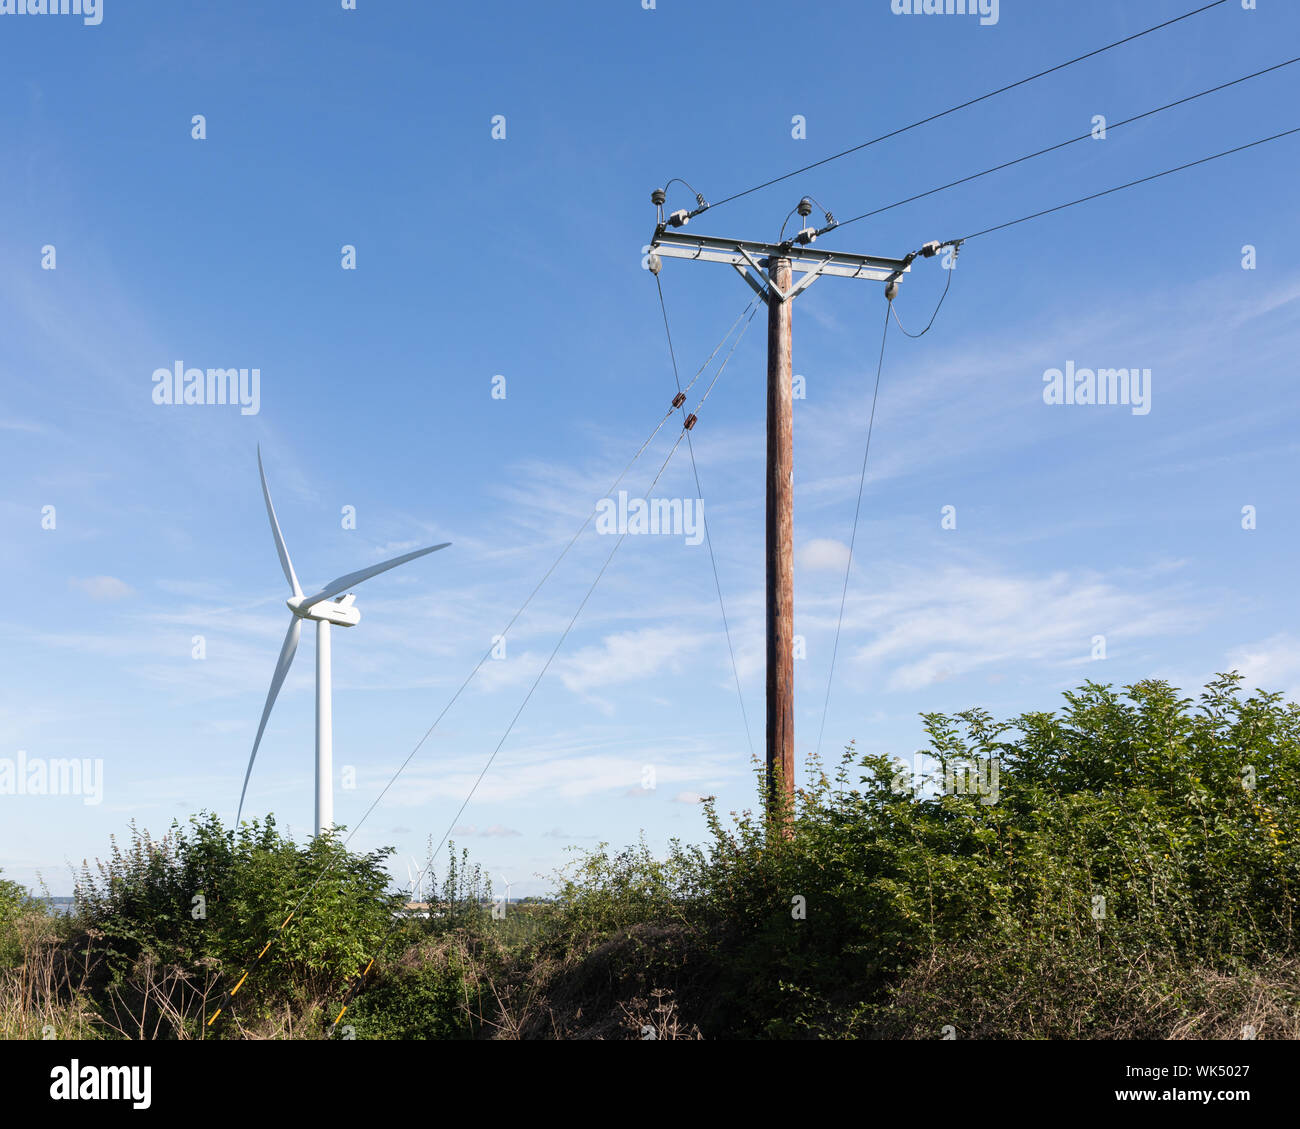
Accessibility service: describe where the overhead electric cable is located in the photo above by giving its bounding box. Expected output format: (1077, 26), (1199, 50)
(694, 0), (1231, 215)
(657, 277), (756, 758)
(944, 124), (1300, 245)
(815, 302), (892, 759)
(822, 56), (1300, 234)
(891, 251), (959, 338)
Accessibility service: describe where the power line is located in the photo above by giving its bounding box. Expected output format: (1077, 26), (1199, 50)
(891, 252), (959, 338)
(811, 124), (1300, 754)
(815, 301), (892, 759)
(945, 124), (1300, 245)
(824, 56), (1300, 234)
(656, 276), (756, 758)
(682, 435), (754, 755)
(693, 0), (1231, 216)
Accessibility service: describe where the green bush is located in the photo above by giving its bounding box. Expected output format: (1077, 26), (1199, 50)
(709, 674), (1299, 1036)
(72, 812), (404, 1034)
(345, 957), (469, 1040)
(0, 869), (37, 968)
(539, 674), (1299, 1038)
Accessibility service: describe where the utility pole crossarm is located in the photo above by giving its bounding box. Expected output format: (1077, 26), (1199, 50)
(649, 229), (912, 285)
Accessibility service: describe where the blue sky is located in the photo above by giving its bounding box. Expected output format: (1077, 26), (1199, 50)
(2, 0), (1298, 898)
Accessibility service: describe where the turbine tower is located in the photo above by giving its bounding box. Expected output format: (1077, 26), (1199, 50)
(237, 447), (449, 837)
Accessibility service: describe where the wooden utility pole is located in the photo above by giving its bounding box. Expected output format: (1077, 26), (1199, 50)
(647, 205), (913, 825)
(765, 256), (795, 817)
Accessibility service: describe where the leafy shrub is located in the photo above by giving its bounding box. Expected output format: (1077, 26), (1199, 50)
(345, 956), (469, 1040)
(711, 674), (1299, 1036)
(72, 812), (403, 1035)
(534, 674), (1300, 1038)
(0, 869), (37, 968)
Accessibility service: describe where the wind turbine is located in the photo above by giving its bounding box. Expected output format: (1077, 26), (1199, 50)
(499, 873), (514, 908)
(407, 858), (425, 903)
(236, 447), (449, 837)
(400, 858), (432, 919)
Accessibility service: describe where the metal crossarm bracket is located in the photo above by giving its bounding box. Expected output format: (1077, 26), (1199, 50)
(736, 245), (775, 300)
(786, 258), (829, 301)
(650, 229), (911, 303)
(733, 262), (769, 302)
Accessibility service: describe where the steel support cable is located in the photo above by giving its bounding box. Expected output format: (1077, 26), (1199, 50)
(815, 301), (892, 759)
(329, 434), (687, 1030)
(691, 305), (761, 416)
(207, 426), (667, 1029)
(823, 56), (1300, 235)
(656, 276), (756, 757)
(695, 0), (1231, 216)
(205, 314), (756, 1030)
(661, 287), (758, 402)
(943, 124), (1300, 245)
(328, 336), (759, 1032)
(404, 303), (758, 913)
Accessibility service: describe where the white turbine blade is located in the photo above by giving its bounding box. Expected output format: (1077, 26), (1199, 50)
(257, 446), (302, 598)
(235, 616), (301, 826)
(299, 542), (450, 610)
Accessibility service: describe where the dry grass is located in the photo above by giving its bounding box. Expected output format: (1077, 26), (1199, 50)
(450, 921), (712, 1040)
(618, 988), (704, 1040)
(875, 942), (1300, 1040)
(1166, 959), (1300, 1040)
(0, 912), (100, 1039)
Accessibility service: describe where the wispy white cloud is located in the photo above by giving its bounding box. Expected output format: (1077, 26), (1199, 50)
(1222, 634), (1300, 701)
(797, 538), (851, 572)
(835, 560), (1205, 693)
(556, 626), (706, 694)
(69, 576), (134, 601)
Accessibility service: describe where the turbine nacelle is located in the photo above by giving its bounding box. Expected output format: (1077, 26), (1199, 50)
(287, 592), (361, 627)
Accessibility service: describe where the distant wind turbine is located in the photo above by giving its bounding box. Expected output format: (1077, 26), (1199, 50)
(407, 858), (426, 903)
(236, 446), (449, 837)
